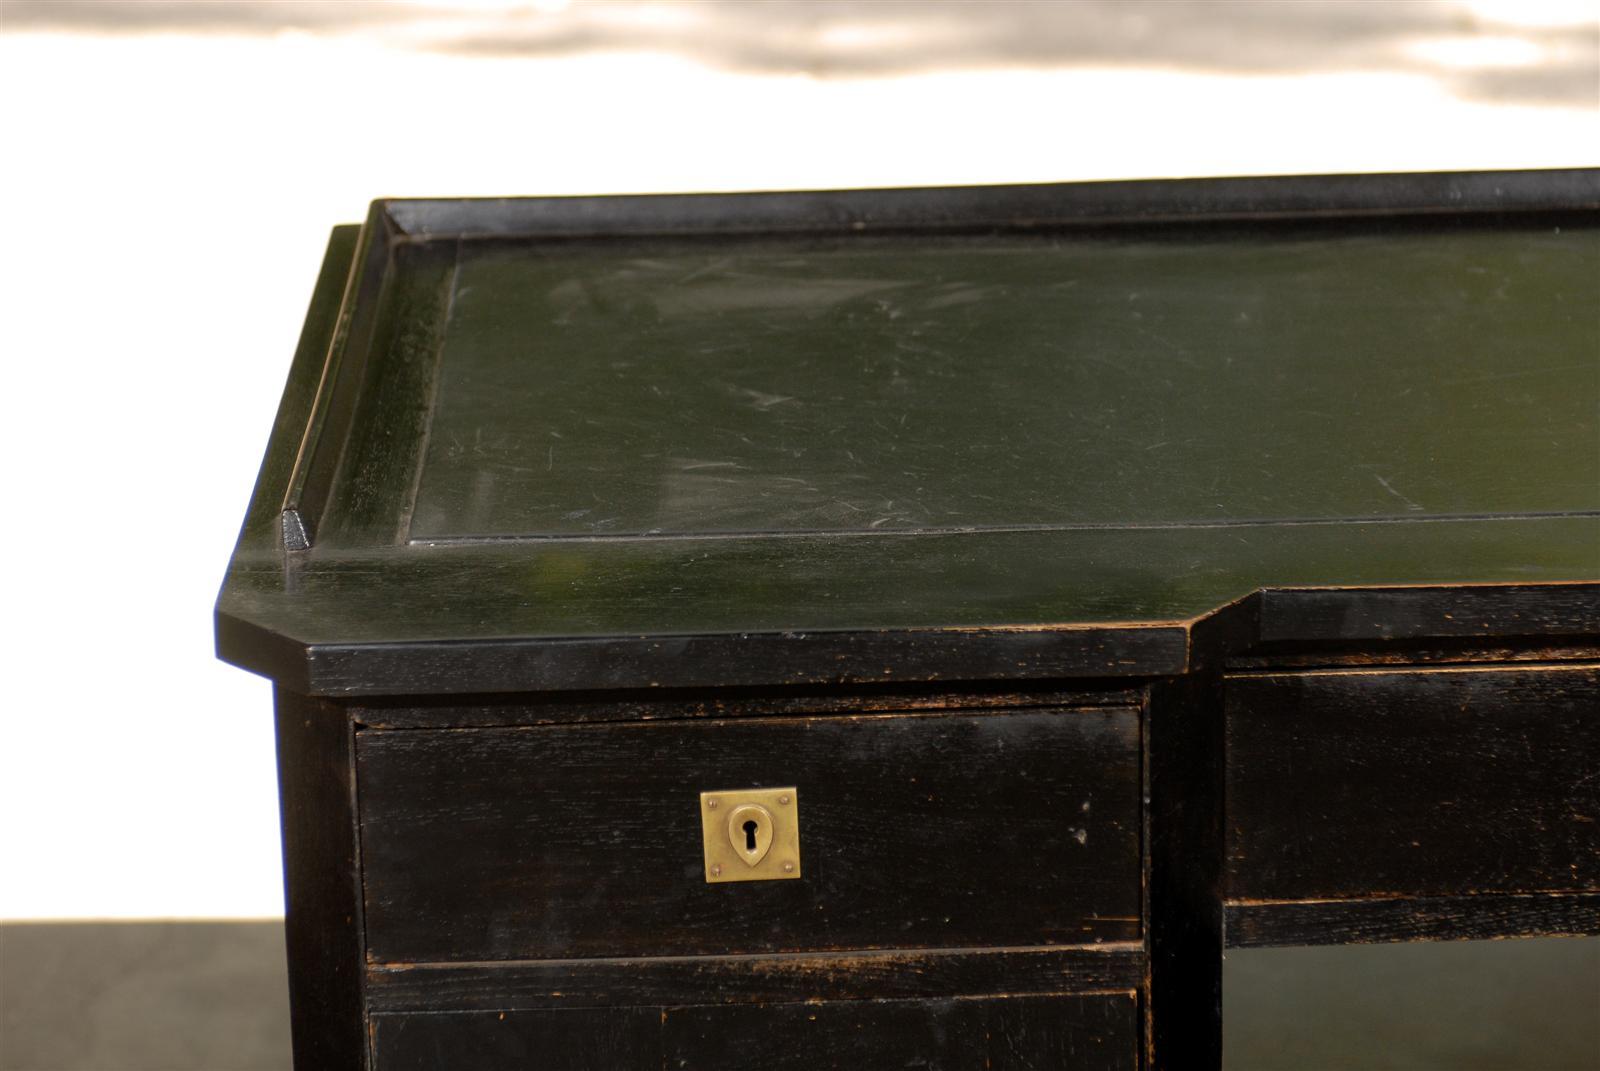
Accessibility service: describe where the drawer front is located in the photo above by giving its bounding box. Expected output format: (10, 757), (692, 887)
(370, 992), (1139, 1070)
(1226, 665), (1599, 901)
(358, 708), (1141, 962)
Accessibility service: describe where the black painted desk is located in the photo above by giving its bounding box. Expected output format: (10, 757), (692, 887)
(217, 170), (1599, 1069)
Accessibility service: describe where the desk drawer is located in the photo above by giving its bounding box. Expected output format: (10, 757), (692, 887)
(1225, 665), (1599, 902)
(358, 708), (1141, 963)
(370, 991), (1139, 1070)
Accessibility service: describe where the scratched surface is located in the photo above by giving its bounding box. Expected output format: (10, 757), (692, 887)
(2, 923), (1592, 1069)
(215, 205), (1600, 689)
(409, 226), (1598, 541)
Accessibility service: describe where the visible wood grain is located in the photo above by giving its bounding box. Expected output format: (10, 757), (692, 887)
(307, 622), (1193, 697)
(1224, 892), (1600, 947)
(357, 709), (1142, 963)
(281, 204), (396, 548)
(370, 1007), (659, 1070)
(363, 944), (1143, 1012)
(1225, 639), (1600, 672)
(1146, 674), (1225, 1069)
(353, 680), (1142, 729)
(220, 525), (1600, 698)
(384, 170), (1598, 238)
(319, 239), (458, 548)
(1257, 583), (1600, 644)
(273, 689), (367, 1069)
(1225, 664), (1600, 901)
(660, 992), (1137, 1070)
(369, 992), (1137, 1071)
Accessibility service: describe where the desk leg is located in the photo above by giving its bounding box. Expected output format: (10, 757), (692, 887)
(1147, 673), (1226, 1069)
(274, 689), (369, 1069)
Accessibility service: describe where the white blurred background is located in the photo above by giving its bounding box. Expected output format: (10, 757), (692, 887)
(0, 0), (1595, 920)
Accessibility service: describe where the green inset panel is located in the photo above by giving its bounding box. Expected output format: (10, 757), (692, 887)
(409, 225), (1598, 541)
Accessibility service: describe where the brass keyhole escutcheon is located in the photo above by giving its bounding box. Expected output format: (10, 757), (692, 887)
(726, 803), (774, 867)
(700, 787), (800, 883)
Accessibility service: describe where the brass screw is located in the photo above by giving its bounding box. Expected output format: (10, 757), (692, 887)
(782, 861), (795, 873)
(707, 798), (719, 809)
(711, 864), (722, 877)
(777, 794), (790, 805)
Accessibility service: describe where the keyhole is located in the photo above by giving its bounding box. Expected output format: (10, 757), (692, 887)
(724, 802), (774, 867)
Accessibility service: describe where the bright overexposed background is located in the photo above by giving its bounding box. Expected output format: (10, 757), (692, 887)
(0, 0), (1595, 920)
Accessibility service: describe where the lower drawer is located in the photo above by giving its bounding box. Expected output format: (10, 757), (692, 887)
(1225, 664), (1599, 902)
(370, 991), (1139, 1070)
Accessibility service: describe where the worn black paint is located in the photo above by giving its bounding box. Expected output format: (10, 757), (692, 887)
(370, 993), (1138, 1071)
(216, 172), (1600, 699)
(358, 709), (1142, 962)
(219, 172), (1600, 1071)
(370, 1007), (658, 1071)
(354, 680), (1142, 730)
(1225, 665), (1600, 901)
(1225, 892), (1600, 948)
(363, 945), (1144, 1013)
(272, 690), (367, 1069)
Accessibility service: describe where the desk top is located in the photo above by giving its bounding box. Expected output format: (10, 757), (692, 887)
(216, 171), (1600, 695)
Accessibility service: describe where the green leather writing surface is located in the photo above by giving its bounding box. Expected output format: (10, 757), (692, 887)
(410, 228), (1597, 541)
